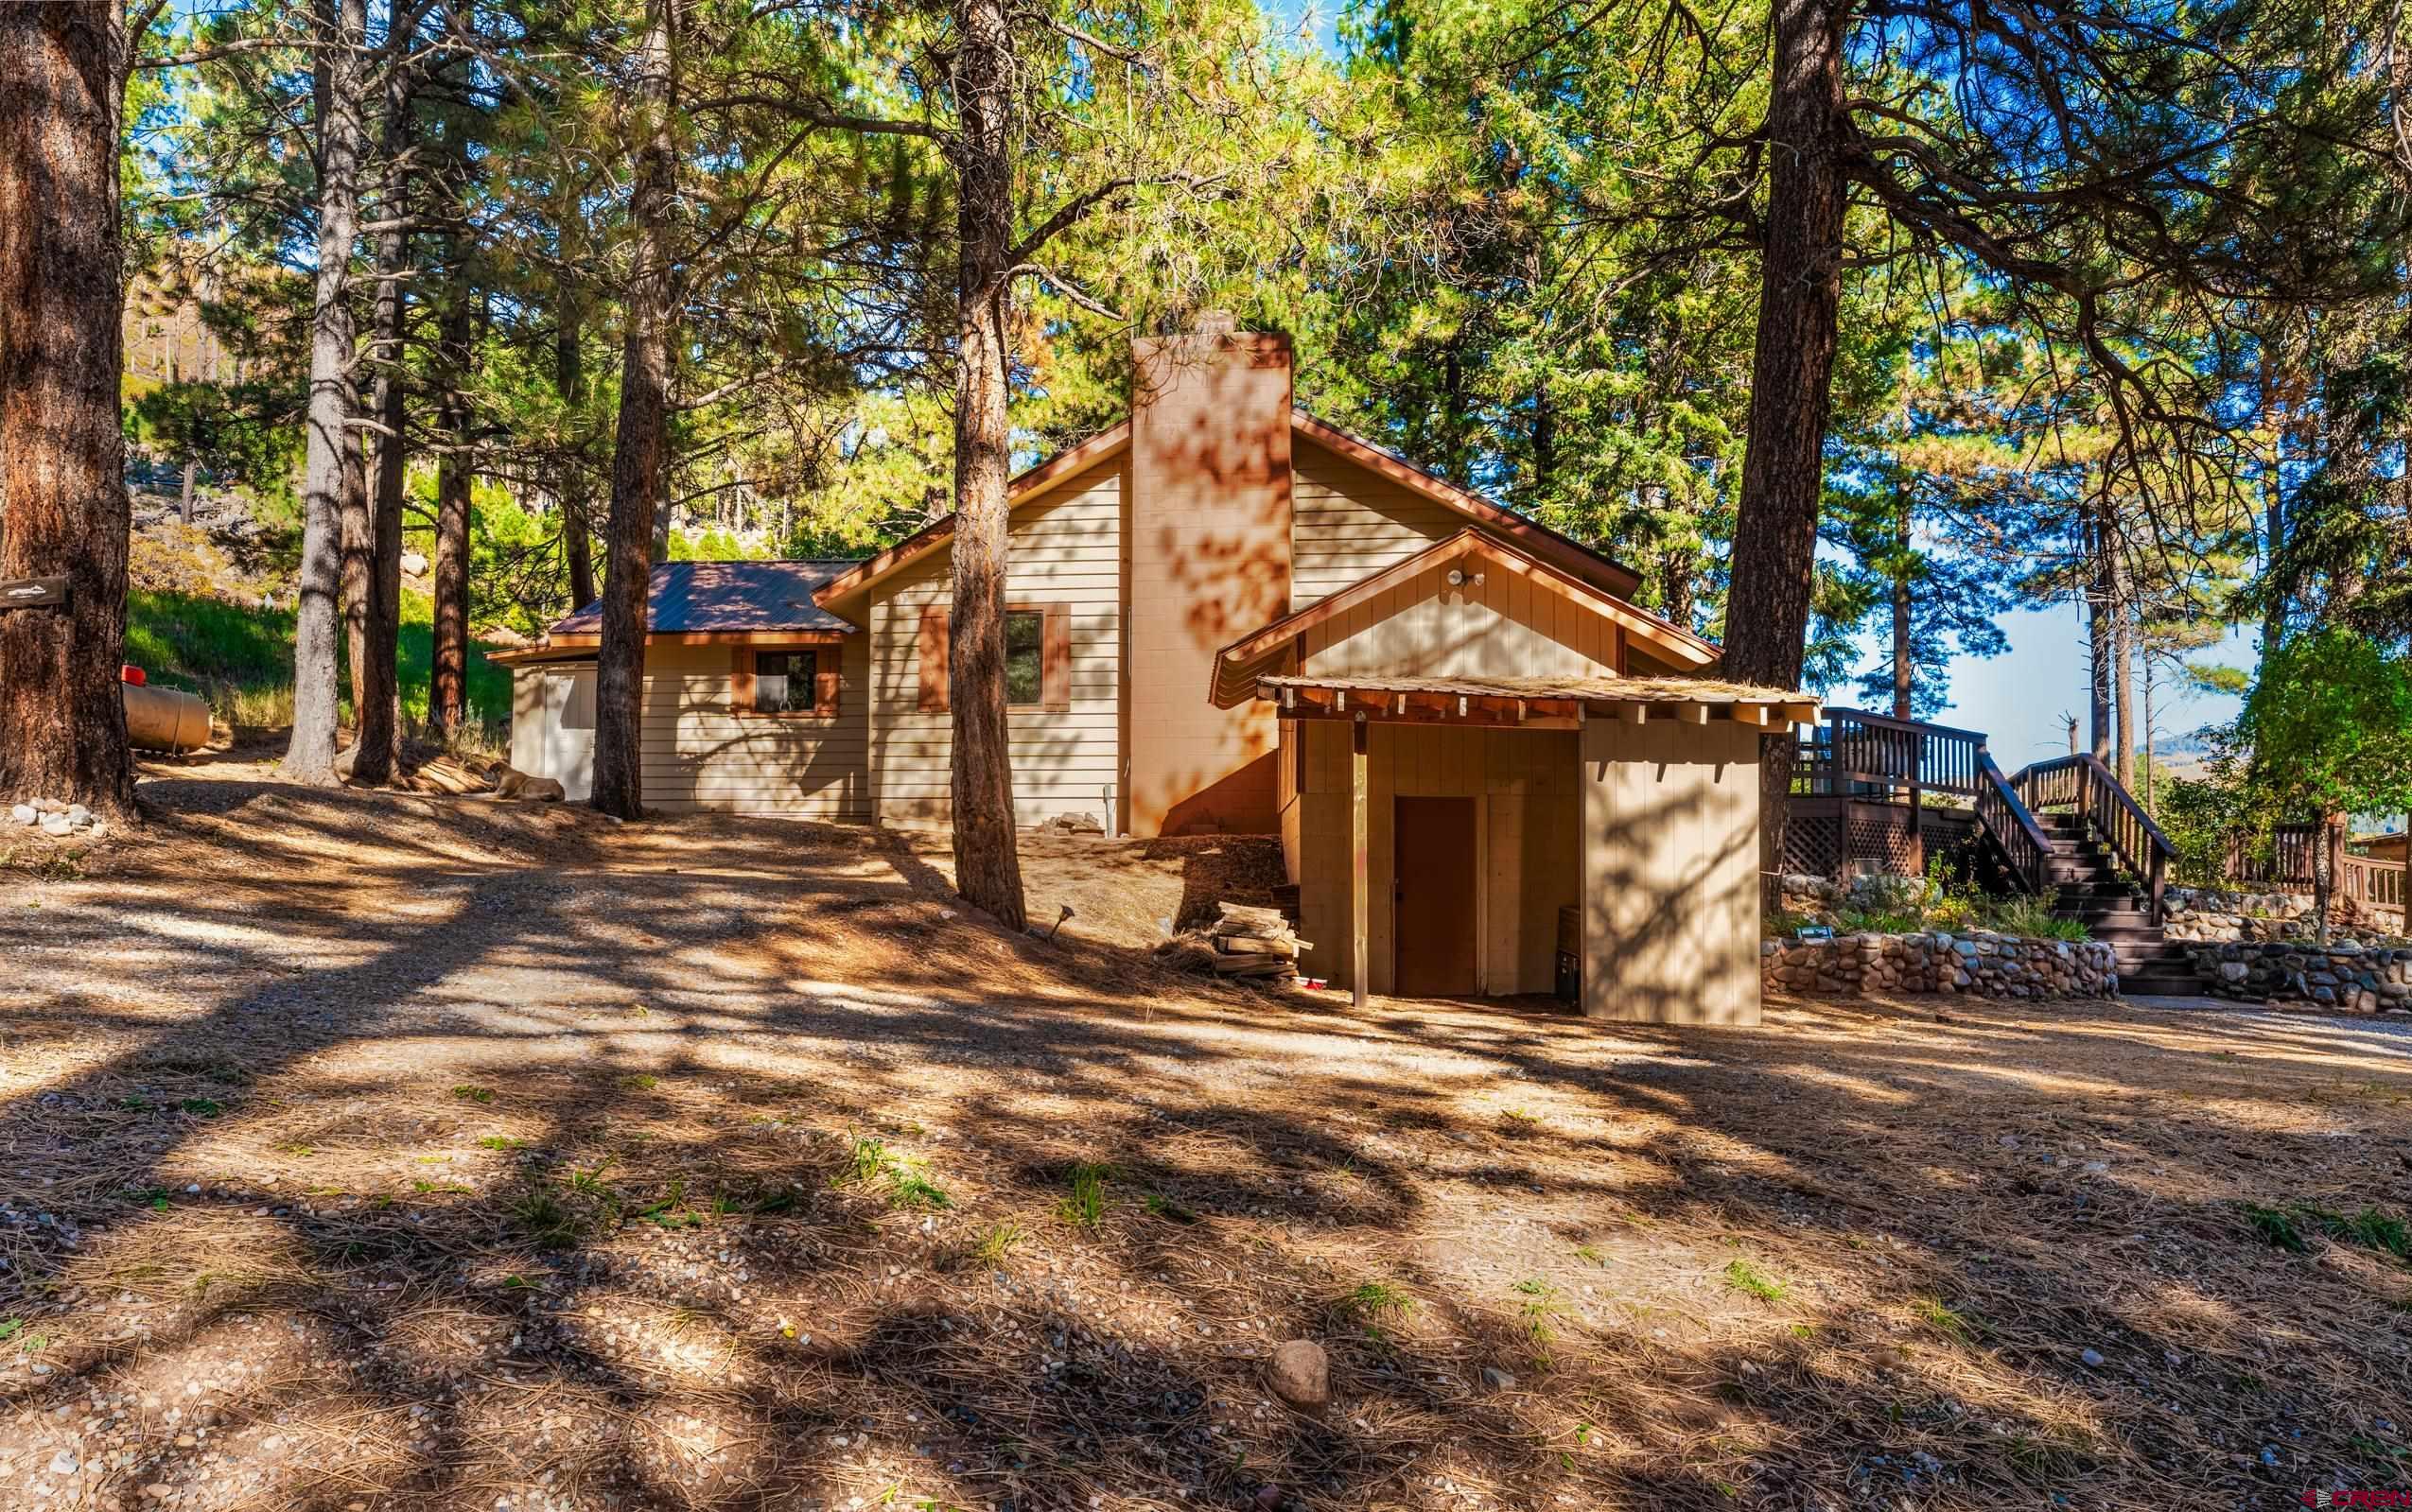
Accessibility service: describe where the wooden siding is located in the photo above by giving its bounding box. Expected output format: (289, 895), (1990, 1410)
(1290, 720), (1580, 996)
(636, 638), (871, 817)
(1581, 718), (1761, 1025)
(1300, 557), (1624, 681)
(1291, 436), (1466, 609)
(867, 459), (1125, 827)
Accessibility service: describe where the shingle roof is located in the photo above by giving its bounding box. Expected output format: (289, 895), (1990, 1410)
(549, 560), (863, 637)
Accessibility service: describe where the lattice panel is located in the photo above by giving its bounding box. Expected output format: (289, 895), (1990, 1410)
(1845, 808), (1920, 873)
(1785, 813), (1844, 878)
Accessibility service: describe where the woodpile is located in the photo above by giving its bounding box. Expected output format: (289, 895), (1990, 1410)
(1155, 902), (1310, 984)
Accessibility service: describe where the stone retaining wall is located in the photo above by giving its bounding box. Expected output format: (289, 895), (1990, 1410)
(1762, 930), (2122, 999)
(2186, 940), (2412, 1013)
(2165, 887), (2407, 945)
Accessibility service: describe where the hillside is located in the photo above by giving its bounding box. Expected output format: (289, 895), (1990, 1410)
(124, 478), (515, 741)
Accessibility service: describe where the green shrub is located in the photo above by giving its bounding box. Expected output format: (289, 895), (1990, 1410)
(1836, 909), (1924, 935)
(1981, 895), (2090, 942)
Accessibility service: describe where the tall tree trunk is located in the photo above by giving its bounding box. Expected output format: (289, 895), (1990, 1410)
(945, 0), (1027, 930)
(2086, 505), (2113, 764)
(1722, 0), (1851, 891)
(556, 304), (595, 607)
(284, 0), (368, 783)
(350, 51), (413, 784)
(1890, 494), (1913, 720)
(430, 283), (473, 739)
(2111, 580), (2135, 791)
(1530, 376), (1555, 496)
(2260, 348), (2292, 656)
(180, 461), (197, 524)
(0, 0), (135, 820)
(588, 0), (677, 820)
(2141, 652), (2156, 815)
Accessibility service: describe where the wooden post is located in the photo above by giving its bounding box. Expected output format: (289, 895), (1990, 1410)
(1352, 716), (1370, 1010)
(1907, 730), (1924, 874)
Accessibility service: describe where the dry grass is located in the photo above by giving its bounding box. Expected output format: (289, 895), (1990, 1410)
(0, 756), (2407, 1510)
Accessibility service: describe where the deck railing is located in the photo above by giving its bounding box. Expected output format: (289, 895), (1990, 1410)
(2342, 853), (2406, 911)
(1973, 749), (2055, 897)
(2012, 753), (2175, 924)
(2221, 826), (2406, 914)
(2225, 824), (2322, 885)
(1794, 708), (1986, 798)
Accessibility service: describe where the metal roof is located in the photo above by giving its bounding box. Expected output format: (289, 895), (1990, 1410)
(549, 560), (863, 637)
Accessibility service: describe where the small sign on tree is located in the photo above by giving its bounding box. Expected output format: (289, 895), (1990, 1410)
(0, 577), (69, 610)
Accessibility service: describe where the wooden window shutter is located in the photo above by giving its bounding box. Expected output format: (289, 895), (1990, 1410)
(813, 658), (841, 717)
(730, 648), (756, 712)
(917, 605), (950, 712)
(1042, 603), (1071, 712)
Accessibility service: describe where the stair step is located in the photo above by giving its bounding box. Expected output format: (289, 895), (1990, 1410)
(2123, 975), (2203, 996)
(2111, 946), (2185, 965)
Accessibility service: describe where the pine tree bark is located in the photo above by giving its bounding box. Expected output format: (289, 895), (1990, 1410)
(350, 51), (414, 784)
(588, 0), (677, 820)
(944, 0), (1028, 930)
(284, 0), (368, 783)
(556, 304), (595, 608)
(1722, 0), (1851, 892)
(430, 284), (474, 739)
(2111, 572), (2135, 791)
(0, 0), (136, 820)
(1890, 494), (1913, 720)
(2085, 503), (2114, 764)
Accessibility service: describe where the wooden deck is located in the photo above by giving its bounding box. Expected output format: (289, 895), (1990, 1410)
(1782, 708), (1987, 877)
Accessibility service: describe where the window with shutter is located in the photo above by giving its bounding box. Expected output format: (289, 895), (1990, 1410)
(734, 647), (840, 717)
(920, 603), (1070, 713)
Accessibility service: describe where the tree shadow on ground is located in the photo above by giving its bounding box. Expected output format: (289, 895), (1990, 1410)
(0, 773), (2406, 1509)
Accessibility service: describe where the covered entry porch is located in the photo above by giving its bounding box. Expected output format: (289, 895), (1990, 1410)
(1264, 674), (1816, 1025)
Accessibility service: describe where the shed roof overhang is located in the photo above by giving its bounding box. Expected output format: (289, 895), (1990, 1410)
(1208, 528), (1720, 708)
(1257, 672), (1820, 730)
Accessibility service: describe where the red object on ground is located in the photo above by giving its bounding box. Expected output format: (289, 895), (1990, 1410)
(120, 665), (147, 686)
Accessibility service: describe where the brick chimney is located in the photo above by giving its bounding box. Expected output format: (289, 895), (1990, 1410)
(1123, 321), (1294, 837)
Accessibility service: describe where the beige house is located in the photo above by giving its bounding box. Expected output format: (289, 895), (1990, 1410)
(501, 328), (1812, 1023)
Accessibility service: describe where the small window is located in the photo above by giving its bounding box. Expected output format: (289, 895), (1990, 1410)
(1005, 611), (1044, 707)
(750, 649), (818, 713)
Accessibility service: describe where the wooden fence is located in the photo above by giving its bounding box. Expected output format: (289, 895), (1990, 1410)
(2222, 823), (2406, 912)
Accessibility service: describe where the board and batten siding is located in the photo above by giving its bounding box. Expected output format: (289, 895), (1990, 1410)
(635, 637), (872, 817)
(866, 458), (1125, 827)
(1290, 436), (1468, 610)
(1300, 561), (1624, 680)
(1581, 717), (1761, 1025)
(1290, 720), (1581, 997)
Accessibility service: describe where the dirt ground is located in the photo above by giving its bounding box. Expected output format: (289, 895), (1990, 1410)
(1, 756), (2408, 1512)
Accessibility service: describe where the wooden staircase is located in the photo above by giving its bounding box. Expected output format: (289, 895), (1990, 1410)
(1785, 710), (2199, 996)
(1978, 753), (2197, 997)
(2033, 811), (2197, 995)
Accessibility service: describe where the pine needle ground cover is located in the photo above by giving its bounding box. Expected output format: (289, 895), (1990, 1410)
(0, 760), (2406, 1509)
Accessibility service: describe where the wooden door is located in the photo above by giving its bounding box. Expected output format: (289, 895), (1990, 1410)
(1395, 796), (1478, 997)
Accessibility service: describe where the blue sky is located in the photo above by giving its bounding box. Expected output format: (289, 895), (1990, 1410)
(1860, 604), (2257, 760)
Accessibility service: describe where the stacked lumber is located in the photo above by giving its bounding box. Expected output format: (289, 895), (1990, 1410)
(1154, 902), (1312, 984)
(1206, 903), (1308, 982)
